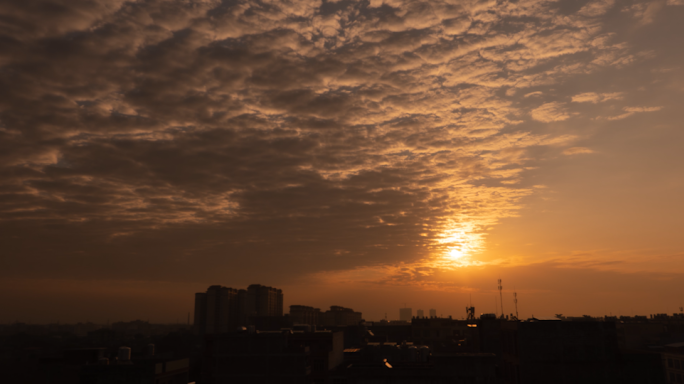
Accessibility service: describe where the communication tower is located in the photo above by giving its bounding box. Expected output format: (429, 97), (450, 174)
(514, 292), (519, 320)
(466, 295), (476, 321)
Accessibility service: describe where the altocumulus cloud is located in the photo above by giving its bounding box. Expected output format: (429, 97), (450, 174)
(0, 0), (675, 286)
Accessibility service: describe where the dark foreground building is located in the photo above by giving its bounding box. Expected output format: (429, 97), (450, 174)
(3, 346), (189, 384)
(501, 319), (666, 384)
(201, 329), (344, 384)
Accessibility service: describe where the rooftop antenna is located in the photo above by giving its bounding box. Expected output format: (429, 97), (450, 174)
(514, 291), (519, 320)
(498, 279), (504, 320)
(466, 294), (475, 321)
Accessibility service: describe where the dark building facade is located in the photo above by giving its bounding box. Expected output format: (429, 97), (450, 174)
(501, 320), (621, 384)
(290, 305), (322, 326)
(194, 284), (284, 334)
(411, 317), (479, 352)
(246, 284), (284, 318)
(290, 305), (362, 327)
(201, 330), (344, 384)
(661, 343), (684, 383)
(321, 306), (362, 327)
(194, 286), (241, 334)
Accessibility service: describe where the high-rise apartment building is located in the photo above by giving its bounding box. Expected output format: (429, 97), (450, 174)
(246, 284), (284, 317)
(417, 309), (424, 318)
(194, 292), (207, 333)
(400, 308), (413, 322)
(194, 285), (240, 334)
(429, 309), (437, 318)
(290, 305), (321, 325)
(194, 284), (283, 334)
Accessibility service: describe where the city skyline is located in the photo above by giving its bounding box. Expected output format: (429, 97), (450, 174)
(4, 279), (683, 324)
(1, 0), (684, 324)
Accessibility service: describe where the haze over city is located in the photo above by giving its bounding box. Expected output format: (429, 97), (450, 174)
(1, 0), (683, 324)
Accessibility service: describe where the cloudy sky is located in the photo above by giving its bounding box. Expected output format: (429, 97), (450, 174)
(1, 0), (683, 323)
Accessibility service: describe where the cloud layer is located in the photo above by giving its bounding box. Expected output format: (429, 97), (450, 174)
(0, 0), (681, 303)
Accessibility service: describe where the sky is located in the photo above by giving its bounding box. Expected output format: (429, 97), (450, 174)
(1, 0), (683, 324)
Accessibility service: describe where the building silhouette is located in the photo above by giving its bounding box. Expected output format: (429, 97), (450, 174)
(429, 309), (437, 318)
(290, 305), (321, 326)
(194, 284), (283, 334)
(246, 284), (284, 318)
(400, 308), (413, 322)
(201, 328), (344, 384)
(412, 317), (479, 351)
(289, 305), (363, 327)
(322, 306), (363, 326)
(194, 285), (240, 334)
(501, 320), (621, 384)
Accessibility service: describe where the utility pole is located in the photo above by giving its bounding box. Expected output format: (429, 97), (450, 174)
(494, 297), (497, 317)
(498, 279), (504, 319)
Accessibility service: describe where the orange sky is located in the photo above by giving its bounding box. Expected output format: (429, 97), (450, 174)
(0, 0), (683, 323)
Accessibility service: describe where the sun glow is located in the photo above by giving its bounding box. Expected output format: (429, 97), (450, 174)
(436, 222), (485, 266)
(448, 247), (465, 260)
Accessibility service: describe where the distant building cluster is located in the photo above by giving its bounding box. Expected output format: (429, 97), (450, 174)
(193, 284), (365, 334)
(290, 305), (363, 326)
(193, 284), (283, 334)
(400, 308), (438, 322)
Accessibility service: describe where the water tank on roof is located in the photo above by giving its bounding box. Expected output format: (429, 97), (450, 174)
(118, 346), (131, 361)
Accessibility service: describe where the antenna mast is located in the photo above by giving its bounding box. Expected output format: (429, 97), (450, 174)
(498, 279), (504, 319)
(514, 292), (519, 320)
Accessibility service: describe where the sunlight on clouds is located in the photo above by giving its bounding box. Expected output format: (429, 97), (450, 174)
(530, 102), (571, 123)
(606, 106), (663, 120)
(437, 224), (483, 264)
(571, 92), (624, 103)
(563, 147), (595, 155)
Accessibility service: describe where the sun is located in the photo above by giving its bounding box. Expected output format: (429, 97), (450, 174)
(448, 247), (465, 260)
